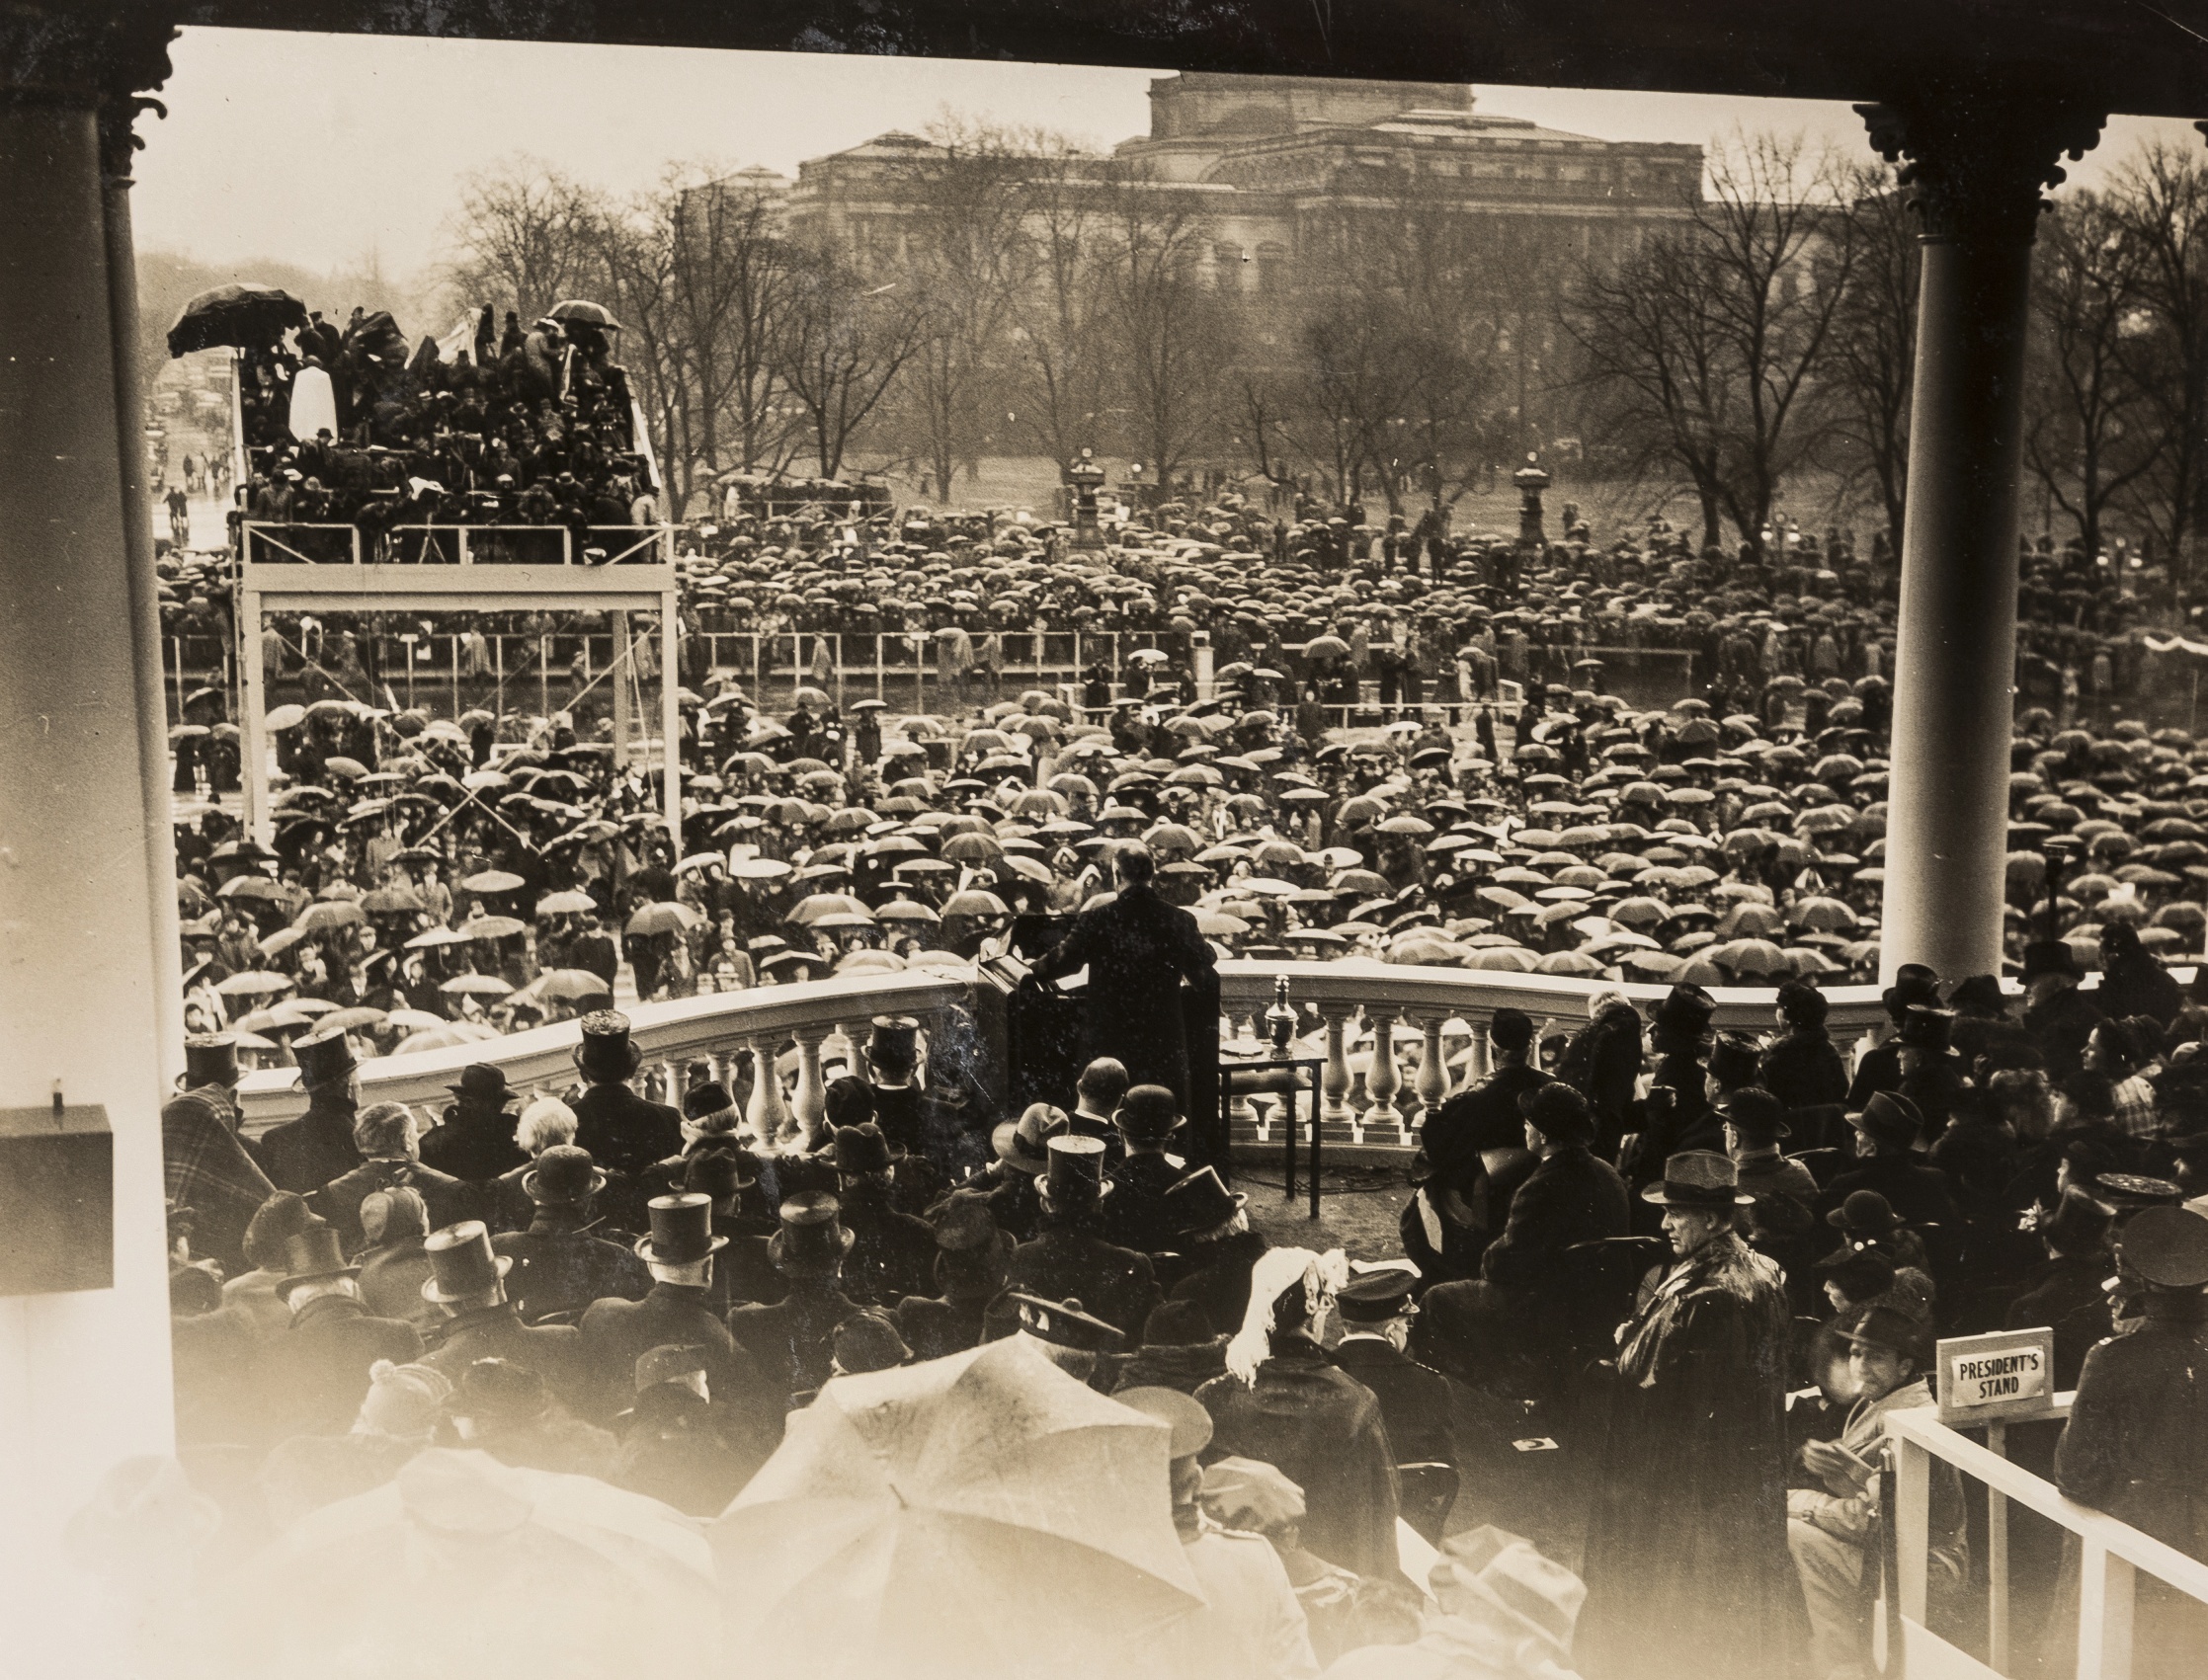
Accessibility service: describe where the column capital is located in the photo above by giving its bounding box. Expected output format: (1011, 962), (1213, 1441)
(1856, 96), (2103, 246)
(0, 6), (176, 176)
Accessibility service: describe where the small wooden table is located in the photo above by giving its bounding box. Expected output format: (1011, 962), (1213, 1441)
(1219, 1053), (1327, 1219)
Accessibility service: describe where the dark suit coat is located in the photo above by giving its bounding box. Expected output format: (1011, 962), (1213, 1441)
(1846, 1040), (1904, 1110)
(2022, 986), (2106, 1083)
(2006, 1252), (2116, 1389)
(2058, 1300), (2208, 1560)
(728, 1285), (859, 1402)
(571, 1081), (684, 1176)
(894, 1292), (995, 1362)
(1166, 1229), (1270, 1336)
(1006, 1225), (1161, 1339)
(1195, 1336), (1402, 1579)
(418, 1105), (529, 1183)
(420, 1303), (589, 1410)
(836, 1186), (940, 1308)
(255, 1100), (363, 1194)
(494, 1217), (652, 1324)
(1025, 881), (1218, 1101)
(311, 1159), (470, 1253)
(579, 1281), (777, 1426)
(1823, 1155), (1961, 1234)
(1102, 1151), (1190, 1256)
(1330, 1334), (1454, 1467)
(1479, 1144), (1631, 1292)
(264, 1293), (423, 1441)
(1758, 1030), (1849, 1117)
(356, 1236), (440, 1333)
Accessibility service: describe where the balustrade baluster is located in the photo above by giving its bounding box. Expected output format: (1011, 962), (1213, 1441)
(1364, 1008), (1404, 1139)
(790, 1026), (831, 1152)
(1319, 1008), (1353, 1125)
(746, 1037), (790, 1149)
(1413, 1015), (1448, 1130)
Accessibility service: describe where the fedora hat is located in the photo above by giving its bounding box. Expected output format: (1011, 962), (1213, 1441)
(522, 1144), (607, 1206)
(1042, 1134), (1113, 1207)
(421, 1221), (513, 1304)
(770, 1192), (855, 1273)
(2020, 939), (2082, 983)
(1115, 1385), (1215, 1459)
(1707, 1033), (1761, 1089)
(1641, 1150), (1753, 1209)
(1430, 1525), (1587, 1668)
(1163, 1165), (1246, 1238)
(684, 1146), (761, 1198)
(1839, 1303), (1930, 1366)
(274, 1220), (359, 1297)
(1113, 1084), (1186, 1143)
(929, 1188), (1002, 1254)
(447, 1063), (514, 1106)
(991, 1102), (1067, 1176)
(1713, 1085), (1789, 1141)
(574, 1009), (641, 1082)
(1844, 1089), (1922, 1152)
(635, 1193), (729, 1266)
(1895, 1005), (1955, 1054)
(1519, 1082), (1595, 1143)
(293, 1029), (357, 1089)
(828, 1122), (892, 1176)
(2118, 1204), (2208, 1289)
(181, 1034), (239, 1090)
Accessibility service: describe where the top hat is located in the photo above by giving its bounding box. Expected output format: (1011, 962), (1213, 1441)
(770, 1193), (855, 1273)
(181, 1034), (239, 1089)
(575, 1010), (641, 1082)
(1881, 962), (1941, 1014)
(1430, 1526), (1587, 1668)
(1707, 1033), (1761, 1089)
(1713, 1085), (1789, 1141)
(1651, 983), (1715, 1042)
(274, 1220), (359, 1297)
(1641, 1150), (1754, 1209)
(1335, 1266), (1420, 1322)
(636, 1193), (729, 1266)
(1163, 1165), (1246, 1238)
(1895, 1005), (1956, 1054)
(1010, 1291), (1125, 1353)
(522, 1144), (607, 1206)
(447, 1063), (514, 1107)
(2118, 1204), (2208, 1288)
(829, 1122), (892, 1176)
(1845, 1089), (1922, 1152)
(930, 1189), (1001, 1254)
(1947, 974), (2007, 1016)
(1839, 1303), (1930, 1365)
(421, 1221), (514, 1304)
(2020, 940), (2082, 983)
(1115, 1385), (1214, 1459)
(1519, 1082), (1595, 1143)
(1828, 1189), (1906, 1237)
(867, 1015), (920, 1076)
(1113, 1084), (1186, 1144)
(1042, 1134), (1112, 1207)
(293, 1030), (358, 1089)
(992, 1103), (1067, 1176)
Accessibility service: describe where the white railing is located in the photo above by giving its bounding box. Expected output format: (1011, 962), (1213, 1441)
(1885, 1403), (2208, 1680)
(240, 520), (362, 565)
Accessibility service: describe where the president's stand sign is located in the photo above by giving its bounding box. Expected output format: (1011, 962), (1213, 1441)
(1934, 1327), (2060, 1425)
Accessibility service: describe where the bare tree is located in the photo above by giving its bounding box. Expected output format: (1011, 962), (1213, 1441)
(673, 171), (802, 479)
(2024, 191), (2163, 558)
(1567, 133), (1856, 552)
(999, 140), (1117, 475)
(444, 158), (606, 322)
(774, 249), (923, 479)
(2107, 142), (2208, 578)
(1098, 173), (1234, 499)
(1825, 169), (1920, 560)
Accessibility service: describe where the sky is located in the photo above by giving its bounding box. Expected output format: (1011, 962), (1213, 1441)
(133, 27), (2201, 280)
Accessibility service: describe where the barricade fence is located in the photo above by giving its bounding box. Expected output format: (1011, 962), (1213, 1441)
(242, 521), (669, 567)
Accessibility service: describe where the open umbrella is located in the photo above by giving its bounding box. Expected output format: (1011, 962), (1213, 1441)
(712, 1337), (1198, 1680)
(439, 973), (514, 997)
(462, 916), (529, 941)
(534, 890), (599, 916)
(626, 903), (702, 936)
(462, 869), (525, 895)
(547, 298), (624, 330)
(214, 971), (293, 997)
(166, 281), (307, 357)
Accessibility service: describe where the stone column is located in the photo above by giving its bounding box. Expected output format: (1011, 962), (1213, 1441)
(1318, 1007), (1354, 1124)
(1364, 1008), (1405, 1139)
(0, 14), (183, 1667)
(1858, 99), (2105, 983)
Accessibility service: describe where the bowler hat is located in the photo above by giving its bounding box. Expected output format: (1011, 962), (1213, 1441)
(293, 1029), (358, 1089)
(1828, 1189), (1906, 1237)
(1641, 1150), (1753, 1209)
(1115, 1384), (1215, 1458)
(181, 1034), (239, 1089)
(1163, 1165), (1246, 1238)
(575, 1009), (641, 1082)
(1042, 1134), (1113, 1207)
(1844, 1089), (1922, 1151)
(421, 1221), (512, 1304)
(1713, 1085), (1789, 1140)
(829, 1122), (892, 1176)
(867, 1014), (919, 1076)
(1010, 1291), (1125, 1353)
(1142, 1300), (1217, 1346)
(2020, 940), (2082, 983)
(770, 1193), (855, 1272)
(1895, 1005), (1956, 1054)
(274, 1220), (359, 1297)
(1114, 1084), (1186, 1143)
(2118, 1204), (2208, 1288)
(453, 1357), (549, 1425)
(635, 1193), (729, 1266)
(1335, 1266), (1420, 1322)
(1881, 962), (1941, 1014)
(1519, 1082), (1595, 1143)
(634, 1343), (708, 1394)
(522, 1144), (606, 1206)
(447, 1063), (514, 1106)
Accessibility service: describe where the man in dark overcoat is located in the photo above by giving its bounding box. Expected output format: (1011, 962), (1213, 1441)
(416, 1220), (591, 1413)
(255, 1030), (365, 1194)
(1162, 1166), (1268, 1335)
(1004, 1135), (1161, 1338)
(261, 1220), (422, 1443)
(1404, 1006), (1548, 1281)
(418, 1063), (529, 1185)
(569, 1009), (683, 1176)
(493, 1146), (651, 1323)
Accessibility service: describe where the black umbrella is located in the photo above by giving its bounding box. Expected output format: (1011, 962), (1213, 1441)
(166, 283), (308, 358)
(548, 299), (622, 330)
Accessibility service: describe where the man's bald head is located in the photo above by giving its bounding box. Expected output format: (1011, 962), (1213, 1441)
(1113, 842), (1156, 888)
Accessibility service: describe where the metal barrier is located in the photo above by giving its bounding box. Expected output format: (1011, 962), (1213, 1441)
(1885, 1403), (2208, 1680)
(387, 524), (570, 567)
(240, 521), (361, 565)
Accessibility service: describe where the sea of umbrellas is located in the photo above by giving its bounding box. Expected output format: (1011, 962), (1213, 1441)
(175, 653), (2208, 1073)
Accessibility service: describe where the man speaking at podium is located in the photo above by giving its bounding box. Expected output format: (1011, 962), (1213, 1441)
(1019, 841), (1218, 1110)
